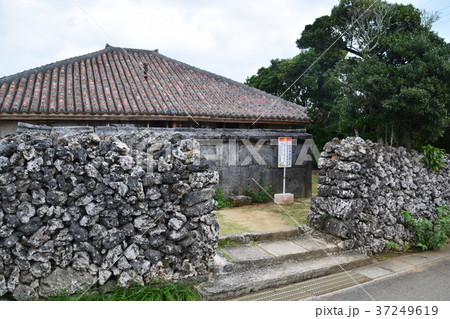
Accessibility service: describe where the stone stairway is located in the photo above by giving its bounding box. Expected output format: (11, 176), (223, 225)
(196, 226), (373, 300)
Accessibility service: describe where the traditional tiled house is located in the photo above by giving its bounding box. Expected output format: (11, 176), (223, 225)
(0, 44), (309, 135)
(0, 44), (312, 197)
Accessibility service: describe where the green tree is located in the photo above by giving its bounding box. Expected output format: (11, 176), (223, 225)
(331, 4), (450, 147)
(247, 0), (450, 150)
(246, 48), (345, 149)
(297, 0), (395, 58)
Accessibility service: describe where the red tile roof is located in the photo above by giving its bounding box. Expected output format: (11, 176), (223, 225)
(0, 44), (310, 124)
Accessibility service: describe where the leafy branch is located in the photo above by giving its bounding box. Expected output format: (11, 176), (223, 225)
(421, 144), (445, 172)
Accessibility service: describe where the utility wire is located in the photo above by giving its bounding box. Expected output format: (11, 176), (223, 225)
(71, 0), (200, 126)
(251, 0), (381, 126)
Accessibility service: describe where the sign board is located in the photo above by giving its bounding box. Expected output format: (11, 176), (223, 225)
(278, 137), (292, 168)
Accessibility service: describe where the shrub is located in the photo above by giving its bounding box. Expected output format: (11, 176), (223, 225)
(421, 144), (445, 172)
(214, 188), (233, 209)
(436, 206), (450, 236)
(245, 177), (274, 203)
(401, 242), (411, 251)
(401, 206), (450, 251)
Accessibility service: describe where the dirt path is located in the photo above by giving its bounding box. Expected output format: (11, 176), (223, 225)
(215, 199), (311, 235)
(216, 174), (317, 235)
(216, 203), (294, 234)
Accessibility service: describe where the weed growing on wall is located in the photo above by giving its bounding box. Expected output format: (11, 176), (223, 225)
(384, 241), (410, 253)
(214, 189), (233, 209)
(421, 144), (445, 172)
(401, 206), (450, 251)
(386, 241), (398, 251)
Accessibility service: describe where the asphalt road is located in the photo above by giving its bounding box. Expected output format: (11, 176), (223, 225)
(315, 258), (450, 301)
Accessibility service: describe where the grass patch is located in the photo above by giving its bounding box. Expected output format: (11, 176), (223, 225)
(217, 238), (245, 248)
(312, 173), (318, 196)
(217, 248), (235, 262)
(44, 280), (202, 301)
(269, 198), (310, 226)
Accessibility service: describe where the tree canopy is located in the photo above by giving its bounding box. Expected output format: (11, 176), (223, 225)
(246, 0), (450, 150)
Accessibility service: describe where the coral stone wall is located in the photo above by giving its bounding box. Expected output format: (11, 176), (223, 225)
(0, 130), (219, 300)
(309, 137), (450, 254)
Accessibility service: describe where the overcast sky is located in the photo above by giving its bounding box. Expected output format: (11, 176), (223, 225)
(0, 0), (449, 83)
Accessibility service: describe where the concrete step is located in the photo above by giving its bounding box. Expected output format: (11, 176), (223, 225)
(218, 236), (340, 271)
(218, 226), (309, 244)
(197, 250), (372, 300)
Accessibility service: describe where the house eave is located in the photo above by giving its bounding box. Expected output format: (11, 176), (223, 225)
(0, 113), (311, 125)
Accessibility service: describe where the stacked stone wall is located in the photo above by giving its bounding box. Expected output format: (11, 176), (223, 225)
(0, 130), (219, 300)
(309, 137), (450, 253)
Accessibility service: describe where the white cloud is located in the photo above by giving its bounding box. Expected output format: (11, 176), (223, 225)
(0, 0), (448, 82)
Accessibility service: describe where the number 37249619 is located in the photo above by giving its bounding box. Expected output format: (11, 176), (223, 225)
(376, 305), (438, 316)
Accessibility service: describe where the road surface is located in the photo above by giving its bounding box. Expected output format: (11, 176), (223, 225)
(314, 258), (450, 301)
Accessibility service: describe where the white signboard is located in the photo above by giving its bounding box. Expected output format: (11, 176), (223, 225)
(278, 137), (292, 168)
